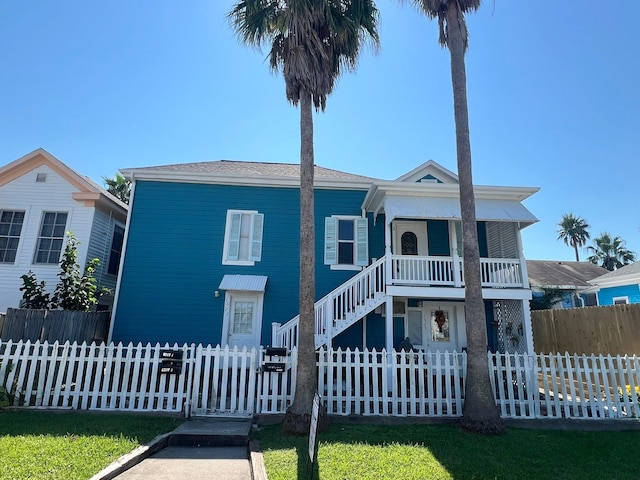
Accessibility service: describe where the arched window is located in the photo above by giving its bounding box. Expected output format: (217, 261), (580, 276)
(401, 232), (418, 255)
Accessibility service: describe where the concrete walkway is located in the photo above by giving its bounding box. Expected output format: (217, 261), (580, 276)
(90, 419), (266, 480)
(113, 446), (252, 480)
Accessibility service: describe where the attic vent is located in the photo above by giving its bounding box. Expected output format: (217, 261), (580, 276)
(36, 173), (47, 183)
(420, 178), (438, 184)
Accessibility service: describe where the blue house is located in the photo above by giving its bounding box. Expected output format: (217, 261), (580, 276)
(582, 262), (640, 306)
(109, 160), (539, 354)
(527, 260), (607, 309)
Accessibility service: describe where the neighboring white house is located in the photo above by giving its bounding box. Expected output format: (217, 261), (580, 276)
(0, 149), (128, 312)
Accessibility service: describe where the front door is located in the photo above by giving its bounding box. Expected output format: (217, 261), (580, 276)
(224, 292), (264, 349)
(405, 303), (459, 352)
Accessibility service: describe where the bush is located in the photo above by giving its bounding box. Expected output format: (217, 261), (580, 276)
(19, 271), (51, 309)
(19, 232), (109, 311)
(0, 360), (13, 408)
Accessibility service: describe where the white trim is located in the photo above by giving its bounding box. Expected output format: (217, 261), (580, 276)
(325, 215), (368, 270)
(222, 210), (263, 266)
(124, 170), (372, 191)
(109, 179), (137, 343)
(612, 296), (629, 305)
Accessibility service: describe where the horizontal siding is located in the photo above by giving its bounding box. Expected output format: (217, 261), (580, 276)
(0, 165), (94, 312)
(86, 208), (124, 293)
(112, 181), (368, 346)
(597, 284), (640, 306)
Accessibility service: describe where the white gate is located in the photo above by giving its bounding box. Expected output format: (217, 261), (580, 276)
(189, 345), (296, 417)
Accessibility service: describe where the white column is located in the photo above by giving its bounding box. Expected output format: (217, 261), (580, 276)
(449, 221), (462, 287)
(271, 322), (281, 347)
(516, 225), (530, 288)
(385, 218), (393, 285)
(522, 299), (534, 354)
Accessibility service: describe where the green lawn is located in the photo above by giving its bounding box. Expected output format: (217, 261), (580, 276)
(0, 410), (183, 480)
(256, 422), (640, 480)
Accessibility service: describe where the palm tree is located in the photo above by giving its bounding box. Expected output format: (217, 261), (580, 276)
(587, 233), (636, 271)
(229, 0), (379, 434)
(557, 213), (590, 261)
(404, 0), (503, 434)
(103, 173), (131, 204)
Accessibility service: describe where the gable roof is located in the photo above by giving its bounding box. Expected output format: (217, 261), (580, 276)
(0, 148), (128, 216)
(526, 260), (607, 289)
(395, 160), (459, 184)
(121, 160), (377, 190)
(587, 261), (640, 287)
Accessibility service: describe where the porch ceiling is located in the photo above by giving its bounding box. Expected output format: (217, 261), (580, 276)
(374, 195), (538, 227)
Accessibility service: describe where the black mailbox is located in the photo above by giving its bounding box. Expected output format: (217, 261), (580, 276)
(159, 349), (183, 374)
(263, 362), (286, 373)
(160, 349), (184, 360)
(265, 347), (288, 357)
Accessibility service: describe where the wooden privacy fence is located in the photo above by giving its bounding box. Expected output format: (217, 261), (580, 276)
(1, 308), (110, 344)
(2, 339), (640, 421)
(532, 304), (640, 355)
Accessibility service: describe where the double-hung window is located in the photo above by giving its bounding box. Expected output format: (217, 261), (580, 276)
(222, 210), (264, 265)
(324, 216), (368, 269)
(34, 212), (68, 264)
(0, 210), (25, 263)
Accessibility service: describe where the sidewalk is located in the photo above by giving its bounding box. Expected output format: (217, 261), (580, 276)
(90, 419), (266, 480)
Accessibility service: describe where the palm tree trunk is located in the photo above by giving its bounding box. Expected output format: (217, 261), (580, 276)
(283, 88), (329, 435)
(574, 244), (580, 262)
(445, 2), (503, 435)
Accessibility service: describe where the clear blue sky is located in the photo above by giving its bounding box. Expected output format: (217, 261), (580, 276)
(1, 1), (638, 261)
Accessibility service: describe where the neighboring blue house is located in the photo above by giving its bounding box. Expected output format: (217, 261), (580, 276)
(582, 262), (640, 306)
(109, 160), (539, 354)
(527, 260), (607, 309)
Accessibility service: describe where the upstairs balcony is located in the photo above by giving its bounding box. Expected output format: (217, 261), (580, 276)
(390, 254), (525, 288)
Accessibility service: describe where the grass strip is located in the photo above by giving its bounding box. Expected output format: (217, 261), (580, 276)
(0, 410), (182, 480)
(256, 422), (640, 480)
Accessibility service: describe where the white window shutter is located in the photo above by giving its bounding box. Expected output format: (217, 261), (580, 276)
(355, 217), (369, 266)
(227, 212), (242, 261)
(324, 217), (337, 265)
(249, 213), (264, 262)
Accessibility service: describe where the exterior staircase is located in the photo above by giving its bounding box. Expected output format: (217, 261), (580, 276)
(272, 257), (387, 349)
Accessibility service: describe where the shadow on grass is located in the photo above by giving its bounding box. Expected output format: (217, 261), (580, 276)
(256, 422), (640, 480)
(0, 410), (183, 443)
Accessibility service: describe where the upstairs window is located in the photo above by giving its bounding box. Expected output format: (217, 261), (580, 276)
(222, 210), (264, 265)
(0, 210), (25, 263)
(107, 225), (125, 275)
(324, 216), (368, 269)
(34, 212), (68, 264)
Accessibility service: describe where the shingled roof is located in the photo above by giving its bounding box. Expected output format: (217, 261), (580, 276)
(123, 160), (377, 182)
(588, 261), (640, 284)
(527, 260), (607, 288)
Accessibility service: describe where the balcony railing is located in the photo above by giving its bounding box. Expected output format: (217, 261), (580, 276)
(390, 255), (524, 288)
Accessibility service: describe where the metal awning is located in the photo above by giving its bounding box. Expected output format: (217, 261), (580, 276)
(218, 275), (268, 292)
(383, 196), (538, 226)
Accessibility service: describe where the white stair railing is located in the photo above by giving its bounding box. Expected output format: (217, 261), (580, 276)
(272, 257), (386, 349)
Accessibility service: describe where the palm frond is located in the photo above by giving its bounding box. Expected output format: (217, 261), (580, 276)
(229, 0), (379, 110)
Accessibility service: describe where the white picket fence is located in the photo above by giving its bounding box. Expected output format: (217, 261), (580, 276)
(318, 348), (465, 417)
(491, 352), (640, 419)
(2, 339), (640, 421)
(0, 340), (193, 413)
